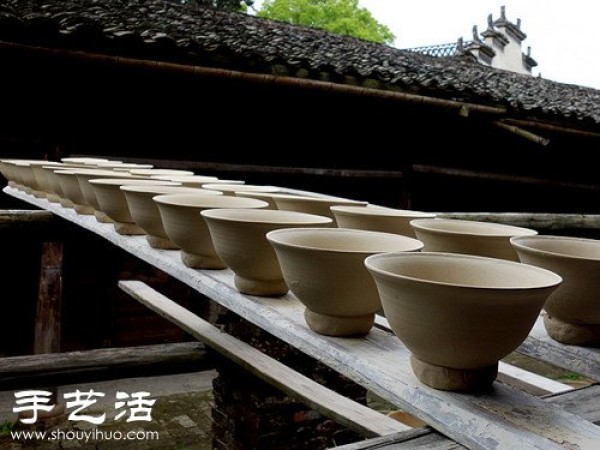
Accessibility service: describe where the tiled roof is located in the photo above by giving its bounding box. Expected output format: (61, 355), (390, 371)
(1, 0), (600, 126)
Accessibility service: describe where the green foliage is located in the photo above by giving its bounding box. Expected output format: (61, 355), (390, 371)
(0, 421), (15, 436)
(557, 372), (584, 381)
(257, 0), (395, 44)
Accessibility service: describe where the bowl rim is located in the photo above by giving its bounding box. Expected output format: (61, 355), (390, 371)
(270, 193), (368, 205)
(153, 193), (268, 209)
(266, 227), (424, 254)
(331, 205), (437, 218)
(365, 251), (562, 290)
(120, 185), (220, 195)
(410, 218), (537, 237)
(511, 234), (600, 262)
(201, 208), (333, 225)
(203, 184), (281, 193)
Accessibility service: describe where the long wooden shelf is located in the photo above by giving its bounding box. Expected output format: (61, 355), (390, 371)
(5, 186), (600, 450)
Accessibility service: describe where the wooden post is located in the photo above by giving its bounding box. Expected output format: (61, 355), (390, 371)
(26, 240), (66, 428)
(34, 241), (64, 355)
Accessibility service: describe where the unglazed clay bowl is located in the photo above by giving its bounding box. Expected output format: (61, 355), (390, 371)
(203, 184), (280, 197)
(154, 194), (268, 269)
(61, 157), (109, 165)
(266, 228), (423, 337)
(129, 168), (194, 177)
(365, 252), (561, 392)
(30, 161), (63, 199)
(410, 218), (537, 261)
(201, 209), (332, 296)
(150, 175), (221, 187)
(121, 185), (222, 249)
(511, 235), (600, 346)
(90, 179), (178, 234)
(331, 205), (436, 238)
(54, 170), (97, 215)
(75, 170), (138, 223)
(270, 194), (368, 226)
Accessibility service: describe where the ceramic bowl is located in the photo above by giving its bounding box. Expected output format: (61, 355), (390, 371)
(511, 235), (600, 346)
(26, 161), (62, 199)
(203, 184), (280, 197)
(266, 228), (423, 336)
(410, 218), (537, 261)
(149, 175), (221, 187)
(90, 179), (179, 234)
(331, 205), (436, 238)
(365, 252), (561, 391)
(54, 170), (98, 214)
(129, 169), (194, 177)
(153, 194), (268, 269)
(202, 209), (333, 296)
(75, 170), (138, 223)
(270, 194), (368, 225)
(121, 185), (222, 249)
(61, 157), (110, 165)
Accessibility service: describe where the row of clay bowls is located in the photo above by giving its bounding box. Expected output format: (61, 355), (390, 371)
(2, 159), (597, 394)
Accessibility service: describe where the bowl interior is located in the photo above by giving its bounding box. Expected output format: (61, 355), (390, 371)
(154, 193), (268, 209)
(512, 235), (600, 260)
(411, 218), (536, 237)
(267, 228), (423, 253)
(332, 205), (436, 219)
(201, 208), (332, 225)
(366, 252), (561, 289)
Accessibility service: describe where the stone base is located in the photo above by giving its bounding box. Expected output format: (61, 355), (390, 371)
(410, 355), (498, 392)
(73, 203), (95, 215)
(146, 234), (179, 249)
(113, 221), (145, 235)
(94, 210), (114, 223)
(181, 251), (227, 270)
(234, 274), (288, 296)
(304, 309), (374, 337)
(544, 315), (600, 346)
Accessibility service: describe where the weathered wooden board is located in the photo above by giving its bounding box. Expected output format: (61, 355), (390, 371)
(545, 385), (600, 425)
(333, 429), (463, 450)
(119, 280), (411, 438)
(6, 187), (600, 450)
(0, 342), (211, 389)
(518, 318), (600, 381)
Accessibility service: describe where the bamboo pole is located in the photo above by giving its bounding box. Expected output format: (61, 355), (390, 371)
(493, 121), (550, 146)
(0, 41), (505, 115)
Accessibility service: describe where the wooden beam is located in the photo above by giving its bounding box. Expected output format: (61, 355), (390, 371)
(118, 280), (412, 438)
(0, 342), (213, 390)
(333, 429), (462, 450)
(437, 212), (600, 231)
(0, 210), (54, 225)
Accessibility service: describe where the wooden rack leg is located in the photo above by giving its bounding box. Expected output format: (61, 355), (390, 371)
(25, 240), (66, 429)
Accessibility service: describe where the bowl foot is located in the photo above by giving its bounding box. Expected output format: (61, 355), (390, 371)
(181, 251), (227, 270)
(304, 309), (374, 337)
(114, 221), (145, 235)
(146, 235), (179, 249)
(59, 198), (74, 209)
(73, 203), (95, 215)
(94, 210), (114, 223)
(544, 314), (600, 346)
(47, 193), (61, 203)
(410, 355), (498, 392)
(234, 275), (288, 296)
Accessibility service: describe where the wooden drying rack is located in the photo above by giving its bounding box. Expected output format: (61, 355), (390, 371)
(4, 185), (600, 450)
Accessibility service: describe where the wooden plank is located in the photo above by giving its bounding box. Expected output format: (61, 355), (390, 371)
(331, 428), (461, 450)
(34, 240), (63, 355)
(0, 209), (54, 224)
(7, 187), (600, 450)
(437, 212), (600, 231)
(518, 316), (600, 382)
(0, 342), (212, 389)
(496, 362), (572, 396)
(118, 280), (412, 438)
(544, 385), (600, 425)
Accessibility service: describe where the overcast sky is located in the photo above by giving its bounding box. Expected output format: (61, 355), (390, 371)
(358, 0), (598, 89)
(252, 1), (599, 90)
